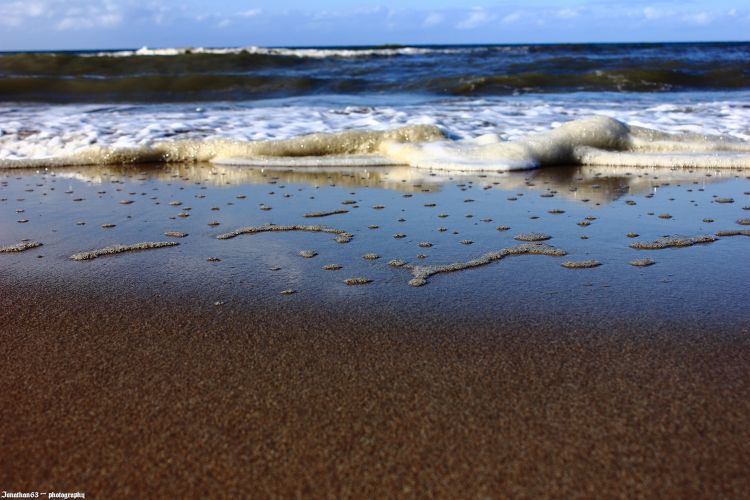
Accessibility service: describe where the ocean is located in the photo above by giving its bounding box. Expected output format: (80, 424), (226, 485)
(1, 42), (750, 169)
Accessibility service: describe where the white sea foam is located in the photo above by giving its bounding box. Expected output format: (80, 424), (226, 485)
(382, 116), (750, 171)
(89, 45), (488, 58)
(1, 95), (749, 171)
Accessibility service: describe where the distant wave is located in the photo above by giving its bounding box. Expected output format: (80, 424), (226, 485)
(89, 45), (490, 58)
(1, 42), (748, 102)
(0, 69), (748, 103)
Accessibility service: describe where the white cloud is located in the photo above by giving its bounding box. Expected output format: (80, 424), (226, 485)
(1, 1), (749, 50)
(501, 12), (521, 24)
(456, 8), (494, 30)
(238, 9), (262, 18)
(683, 11), (712, 24)
(422, 12), (444, 27)
(557, 8), (579, 19)
(0, 1), (47, 27)
(57, 8), (122, 30)
(642, 7), (663, 20)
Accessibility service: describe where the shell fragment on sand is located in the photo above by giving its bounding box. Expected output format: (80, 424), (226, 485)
(164, 231), (188, 238)
(716, 230), (750, 237)
(629, 235), (717, 250)
(70, 241), (179, 261)
(216, 224), (353, 244)
(630, 258), (656, 267)
(561, 260), (602, 269)
(513, 233), (552, 242)
(303, 209), (349, 218)
(0, 241), (42, 253)
(406, 243), (567, 287)
(344, 278), (372, 285)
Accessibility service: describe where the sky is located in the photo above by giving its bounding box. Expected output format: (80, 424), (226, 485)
(0, 0), (748, 50)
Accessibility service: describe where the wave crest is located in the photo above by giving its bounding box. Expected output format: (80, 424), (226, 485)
(2, 117), (750, 171)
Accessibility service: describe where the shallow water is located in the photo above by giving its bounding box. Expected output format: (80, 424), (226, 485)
(2, 163), (749, 328)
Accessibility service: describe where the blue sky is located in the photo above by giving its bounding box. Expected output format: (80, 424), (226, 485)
(0, 0), (748, 50)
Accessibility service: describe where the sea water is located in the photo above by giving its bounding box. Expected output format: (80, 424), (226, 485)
(1, 43), (750, 170)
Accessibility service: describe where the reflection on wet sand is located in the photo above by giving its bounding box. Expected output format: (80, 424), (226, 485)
(8, 162), (745, 205)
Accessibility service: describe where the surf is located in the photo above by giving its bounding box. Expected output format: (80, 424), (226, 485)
(2, 116), (750, 171)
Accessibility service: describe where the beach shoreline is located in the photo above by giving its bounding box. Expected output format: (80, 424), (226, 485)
(2, 143), (749, 497)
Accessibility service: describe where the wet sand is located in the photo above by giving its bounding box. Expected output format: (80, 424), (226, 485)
(2, 276), (750, 498)
(2, 163), (750, 497)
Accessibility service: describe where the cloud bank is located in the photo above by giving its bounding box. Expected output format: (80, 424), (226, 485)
(0, 0), (747, 50)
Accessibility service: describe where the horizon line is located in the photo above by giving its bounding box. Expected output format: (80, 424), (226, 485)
(2, 39), (750, 54)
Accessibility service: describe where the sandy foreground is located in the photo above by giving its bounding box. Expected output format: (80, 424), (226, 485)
(2, 163), (750, 497)
(1, 273), (749, 499)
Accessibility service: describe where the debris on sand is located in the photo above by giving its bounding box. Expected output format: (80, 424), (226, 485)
(164, 231), (188, 238)
(716, 230), (750, 238)
(0, 241), (42, 253)
(216, 224), (353, 244)
(304, 209), (349, 218)
(344, 278), (372, 285)
(629, 235), (717, 250)
(70, 241), (178, 261)
(405, 243), (566, 287)
(513, 233), (552, 242)
(630, 258), (656, 267)
(561, 260), (602, 269)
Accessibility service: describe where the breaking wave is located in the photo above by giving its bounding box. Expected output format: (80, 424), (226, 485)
(2, 117), (749, 172)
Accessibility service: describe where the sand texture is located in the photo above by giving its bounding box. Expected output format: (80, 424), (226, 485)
(1, 278), (749, 499)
